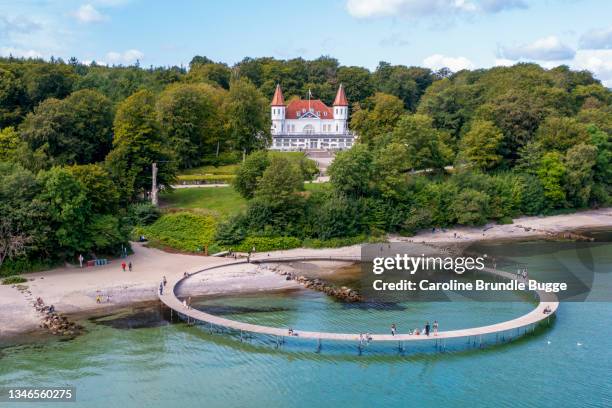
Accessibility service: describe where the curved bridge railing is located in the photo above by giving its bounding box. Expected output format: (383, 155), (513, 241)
(158, 255), (558, 344)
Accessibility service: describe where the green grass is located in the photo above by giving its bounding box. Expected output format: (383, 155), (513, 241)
(160, 186), (246, 218)
(304, 182), (330, 192)
(179, 164), (240, 176)
(161, 183), (329, 220)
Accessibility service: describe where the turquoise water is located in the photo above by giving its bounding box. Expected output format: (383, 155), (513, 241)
(1, 236), (611, 408)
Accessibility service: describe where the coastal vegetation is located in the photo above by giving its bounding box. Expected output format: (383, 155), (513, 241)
(0, 56), (610, 271)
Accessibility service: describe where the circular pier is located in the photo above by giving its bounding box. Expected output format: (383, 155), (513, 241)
(158, 255), (558, 344)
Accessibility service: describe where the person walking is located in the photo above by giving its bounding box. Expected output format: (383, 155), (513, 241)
(433, 320), (439, 336)
(78, 254), (84, 268)
(128, 262), (132, 272)
(163, 276), (167, 286)
(121, 261), (126, 272)
(425, 321), (431, 336)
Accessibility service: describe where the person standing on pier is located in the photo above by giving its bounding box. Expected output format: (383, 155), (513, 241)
(391, 324), (397, 336)
(433, 321), (439, 336)
(425, 322), (431, 336)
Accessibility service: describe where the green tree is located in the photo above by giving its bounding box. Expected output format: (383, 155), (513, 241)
(391, 114), (453, 170)
(451, 189), (490, 226)
(25, 63), (75, 105)
(106, 90), (176, 201)
(350, 93), (404, 147)
(588, 125), (612, 185)
(0, 162), (44, 265)
(336, 66), (374, 103)
(186, 62), (232, 89)
(68, 164), (121, 214)
(563, 143), (597, 207)
(85, 214), (127, 255)
(36, 167), (90, 257)
(535, 116), (589, 152)
(255, 156), (303, 202)
(156, 83), (224, 168)
(225, 78), (270, 154)
(19, 89), (113, 166)
(0, 67), (26, 127)
(373, 63), (433, 110)
(316, 193), (360, 239)
(328, 144), (373, 197)
(519, 174), (545, 215)
(537, 152), (567, 209)
(0, 127), (24, 162)
(458, 120), (503, 170)
(233, 150), (270, 199)
(372, 142), (412, 200)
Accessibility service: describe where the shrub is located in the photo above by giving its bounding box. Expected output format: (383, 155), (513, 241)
(0, 258), (58, 277)
(201, 151), (242, 166)
(140, 211), (217, 252)
(451, 189), (490, 226)
(2, 276), (27, 285)
(235, 236), (302, 252)
(303, 235), (369, 248)
(127, 202), (161, 226)
(214, 214), (248, 245)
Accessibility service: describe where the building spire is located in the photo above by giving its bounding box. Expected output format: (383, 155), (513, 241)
(333, 83), (348, 106)
(271, 83), (285, 106)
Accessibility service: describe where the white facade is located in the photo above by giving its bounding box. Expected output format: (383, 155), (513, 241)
(269, 84), (355, 151)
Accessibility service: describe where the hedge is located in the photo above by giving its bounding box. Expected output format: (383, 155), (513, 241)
(177, 174), (236, 185)
(234, 236), (302, 252)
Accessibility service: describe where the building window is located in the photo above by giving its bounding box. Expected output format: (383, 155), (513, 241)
(303, 124), (315, 134)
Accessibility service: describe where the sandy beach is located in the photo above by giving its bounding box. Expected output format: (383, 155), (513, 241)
(1, 207), (611, 341)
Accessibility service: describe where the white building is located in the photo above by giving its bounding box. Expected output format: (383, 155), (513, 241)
(269, 84), (356, 151)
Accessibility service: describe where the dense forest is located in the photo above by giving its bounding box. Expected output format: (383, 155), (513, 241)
(1, 55), (611, 273)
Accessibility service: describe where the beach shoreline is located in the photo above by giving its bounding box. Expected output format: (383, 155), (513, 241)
(1, 207), (611, 342)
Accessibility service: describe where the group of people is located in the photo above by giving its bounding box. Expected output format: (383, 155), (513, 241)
(390, 321), (439, 337)
(95, 290), (112, 304)
(121, 261), (133, 272)
(359, 333), (373, 343)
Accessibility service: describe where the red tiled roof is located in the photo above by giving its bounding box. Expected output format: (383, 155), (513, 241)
(271, 84), (285, 106)
(286, 99), (334, 119)
(333, 84), (348, 106)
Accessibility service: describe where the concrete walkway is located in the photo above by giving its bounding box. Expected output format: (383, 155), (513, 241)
(159, 255), (558, 343)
